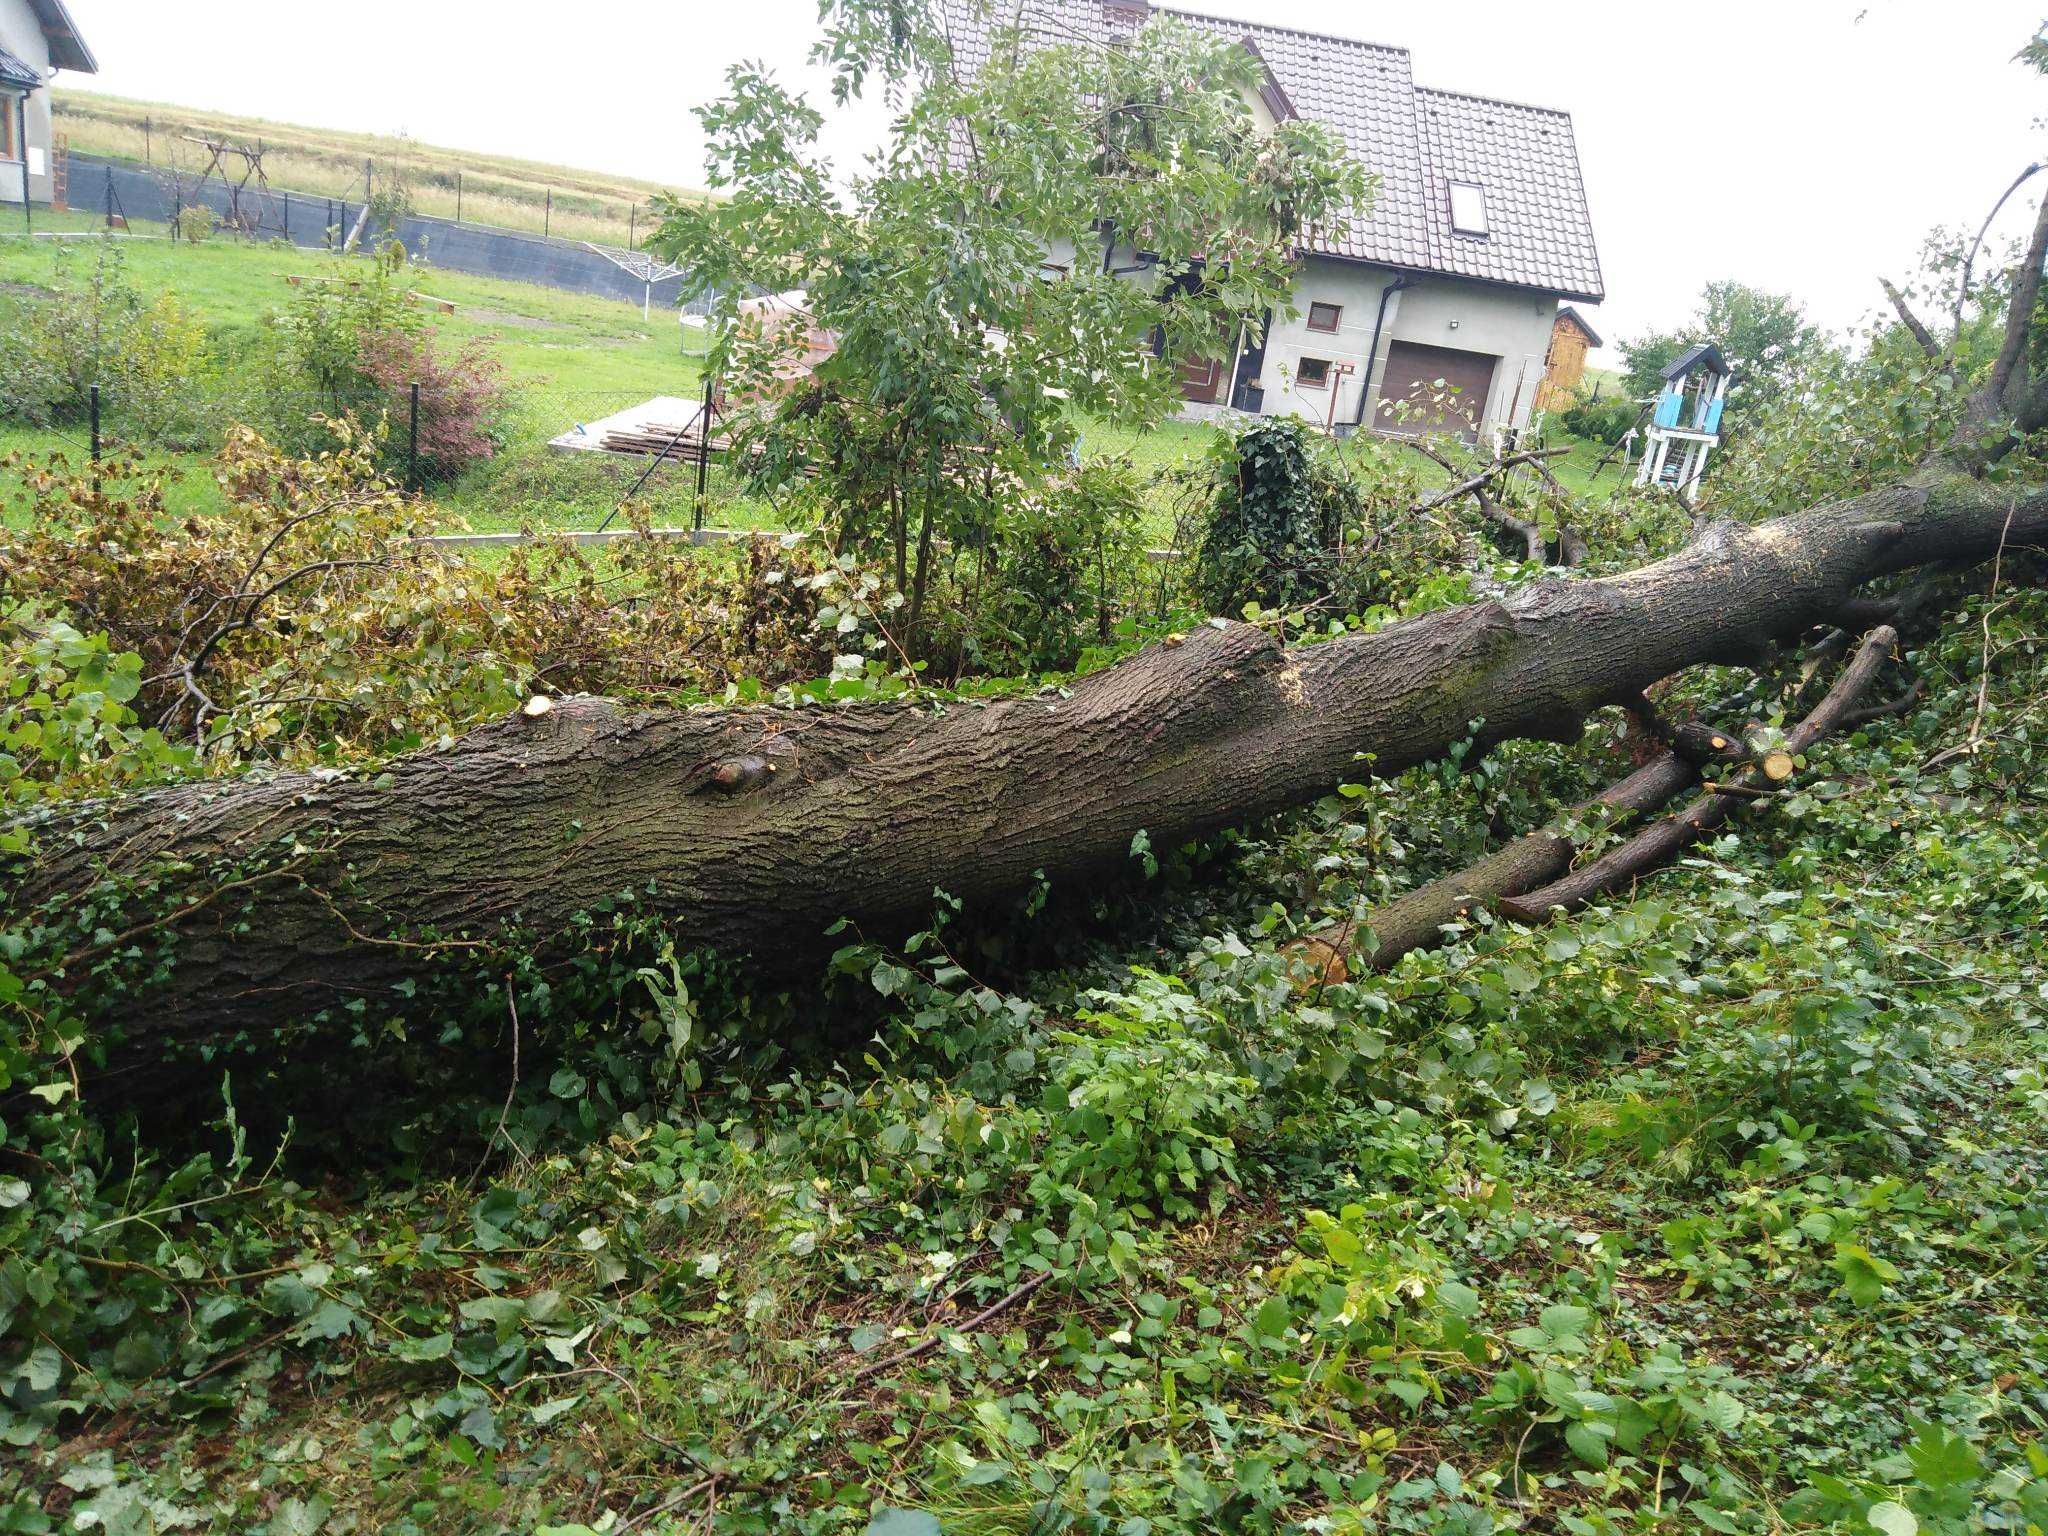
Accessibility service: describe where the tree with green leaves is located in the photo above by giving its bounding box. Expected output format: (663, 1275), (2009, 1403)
(1620, 279), (1833, 419)
(652, 0), (1374, 654)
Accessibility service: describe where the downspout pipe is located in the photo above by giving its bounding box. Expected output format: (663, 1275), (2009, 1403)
(1351, 274), (1415, 428)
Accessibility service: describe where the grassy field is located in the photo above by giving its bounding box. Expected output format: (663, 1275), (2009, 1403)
(51, 90), (709, 249)
(1, 224), (1624, 545)
(0, 222), (1231, 539)
(0, 218), (729, 529)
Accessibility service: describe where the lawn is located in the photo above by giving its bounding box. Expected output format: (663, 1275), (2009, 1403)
(2, 225), (1626, 545)
(0, 219), (723, 532)
(51, 89), (709, 249)
(0, 223), (1238, 540)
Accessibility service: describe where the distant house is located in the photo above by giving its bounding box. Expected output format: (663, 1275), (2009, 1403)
(1535, 306), (1603, 412)
(0, 0), (96, 209)
(944, 1), (1604, 443)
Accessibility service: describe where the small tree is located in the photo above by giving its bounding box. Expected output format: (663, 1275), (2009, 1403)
(654, 0), (1373, 655)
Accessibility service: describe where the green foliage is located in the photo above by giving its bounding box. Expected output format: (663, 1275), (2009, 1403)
(266, 248), (507, 482)
(1192, 417), (1348, 615)
(0, 610), (191, 835)
(656, 0), (1373, 652)
(172, 202), (217, 244)
(1557, 387), (1639, 445)
(0, 435), (897, 769)
(1621, 278), (1833, 419)
(945, 458), (1150, 674)
(0, 241), (217, 448)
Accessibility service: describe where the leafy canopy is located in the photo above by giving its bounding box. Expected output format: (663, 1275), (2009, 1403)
(1621, 278), (1833, 417)
(653, 0), (1373, 643)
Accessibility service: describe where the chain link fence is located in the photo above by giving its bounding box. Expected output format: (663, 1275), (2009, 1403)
(2, 375), (801, 543)
(35, 156), (700, 312)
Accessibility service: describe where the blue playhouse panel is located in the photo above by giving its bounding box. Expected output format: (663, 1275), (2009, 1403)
(1653, 389), (1682, 429)
(1702, 397), (1725, 434)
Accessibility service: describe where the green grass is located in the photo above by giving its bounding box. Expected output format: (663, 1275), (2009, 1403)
(52, 89), (709, 248)
(2, 226), (1628, 545)
(0, 220), (716, 531)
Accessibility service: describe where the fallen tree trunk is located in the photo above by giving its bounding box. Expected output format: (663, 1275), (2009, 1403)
(10, 467), (2046, 1047)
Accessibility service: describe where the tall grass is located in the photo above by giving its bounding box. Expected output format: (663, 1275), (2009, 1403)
(52, 90), (711, 249)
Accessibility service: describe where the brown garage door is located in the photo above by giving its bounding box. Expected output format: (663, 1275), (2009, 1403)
(1372, 341), (1497, 443)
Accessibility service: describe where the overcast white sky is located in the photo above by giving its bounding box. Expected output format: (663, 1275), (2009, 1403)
(54, 0), (2047, 354)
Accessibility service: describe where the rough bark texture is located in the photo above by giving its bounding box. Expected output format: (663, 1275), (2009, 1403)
(14, 468), (2046, 1044)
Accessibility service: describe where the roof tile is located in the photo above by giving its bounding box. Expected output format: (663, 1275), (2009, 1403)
(939, 0), (1604, 301)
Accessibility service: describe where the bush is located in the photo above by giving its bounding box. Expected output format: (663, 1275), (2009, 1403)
(957, 459), (1148, 674)
(356, 326), (505, 482)
(0, 242), (217, 449)
(0, 430), (881, 766)
(173, 203), (216, 244)
(1557, 387), (1638, 445)
(1191, 418), (1356, 617)
(265, 248), (504, 483)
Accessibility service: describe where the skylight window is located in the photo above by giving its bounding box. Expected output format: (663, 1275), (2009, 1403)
(1448, 180), (1488, 237)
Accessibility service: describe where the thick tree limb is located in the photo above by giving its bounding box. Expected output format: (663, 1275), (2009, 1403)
(1296, 746), (1708, 981)
(1960, 185), (2048, 463)
(10, 471), (2045, 1049)
(1500, 626), (1897, 920)
(1881, 277), (1945, 363)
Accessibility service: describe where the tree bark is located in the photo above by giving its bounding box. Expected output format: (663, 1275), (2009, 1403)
(11, 467), (2045, 1047)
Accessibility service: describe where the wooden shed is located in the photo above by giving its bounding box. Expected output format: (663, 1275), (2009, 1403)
(1535, 306), (1603, 412)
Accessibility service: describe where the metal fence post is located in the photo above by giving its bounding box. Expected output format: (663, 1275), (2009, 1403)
(89, 383), (101, 493)
(408, 382), (421, 491)
(455, 171), (462, 224)
(544, 188), (552, 239)
(695, 374), (713, 532)
(18, 97), (30, 233)
(104, 165), (113, 230)
(628, 204), (635, 251)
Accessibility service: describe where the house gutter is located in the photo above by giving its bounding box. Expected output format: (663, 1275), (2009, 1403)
(1351, 274), (1414, 428)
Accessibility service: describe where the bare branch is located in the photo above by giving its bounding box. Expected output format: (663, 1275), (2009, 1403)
(1956, 160), (2044, 339)
(1504, 627), (1898, 919)
(1988, 186), (2048, 410)
(1881, 277), (1945, 362)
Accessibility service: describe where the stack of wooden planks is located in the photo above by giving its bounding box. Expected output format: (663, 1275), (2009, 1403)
(598, 411), (731, 460)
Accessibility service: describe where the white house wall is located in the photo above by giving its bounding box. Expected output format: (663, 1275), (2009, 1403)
(1382, 278), (1557, 433)
(0, 0), (53, 203)
(1256, 257), (1559, 435)
(1256, 258), (1405, 428)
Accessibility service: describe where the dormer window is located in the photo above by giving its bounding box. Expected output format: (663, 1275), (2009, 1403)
(1448, 180), (1488, 238)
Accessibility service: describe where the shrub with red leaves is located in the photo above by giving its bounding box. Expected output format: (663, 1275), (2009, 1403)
(356, 326), (507, 484)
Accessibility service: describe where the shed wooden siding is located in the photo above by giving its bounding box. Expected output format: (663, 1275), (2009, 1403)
(1535, 310), (1597, 412)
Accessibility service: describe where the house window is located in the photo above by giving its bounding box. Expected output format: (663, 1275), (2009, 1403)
(1306, 301), (1342, 333)
(0, 97), (16, 162)
(1296, 357), (1331, 389)
(1448, 180), (1488, 237)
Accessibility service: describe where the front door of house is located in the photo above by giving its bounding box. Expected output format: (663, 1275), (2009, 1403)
(1179, 354), (1224, 404)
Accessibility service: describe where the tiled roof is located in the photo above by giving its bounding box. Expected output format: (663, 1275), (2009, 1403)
(0, 44), (40, 90)
(938, 0), (1604, 302)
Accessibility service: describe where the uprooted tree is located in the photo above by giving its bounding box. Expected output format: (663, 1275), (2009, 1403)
(8, 15), (2048, 1058)
(12, 303), (2047, 1049)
